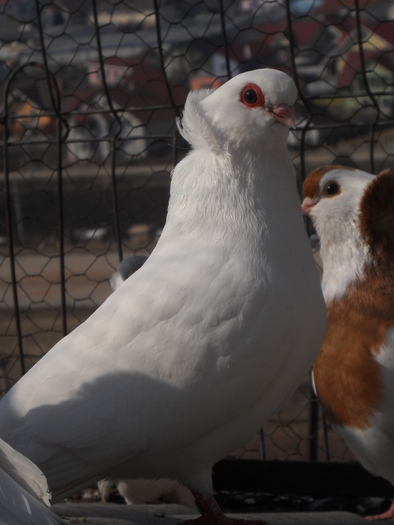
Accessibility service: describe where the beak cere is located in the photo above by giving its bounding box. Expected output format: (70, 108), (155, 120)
(301, 197), (317, 216)
(269, 104), (296, 128)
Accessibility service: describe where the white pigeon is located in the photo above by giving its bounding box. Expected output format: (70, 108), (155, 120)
(302, 165), (394, 521)
(0, 68), (326, 524)
(98, 477), (197, 508)
(0, 437), (64, 525)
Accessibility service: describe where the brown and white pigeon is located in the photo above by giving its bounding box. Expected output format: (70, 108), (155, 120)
(302, 165), (394, 521)
(0, 68), (326, 525)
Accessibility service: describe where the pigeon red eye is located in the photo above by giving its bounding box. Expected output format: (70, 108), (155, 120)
(240, 84), (265, 108)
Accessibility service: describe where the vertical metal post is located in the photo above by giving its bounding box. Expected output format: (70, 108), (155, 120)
(34, 0), (69, 336)
(285, 0), (313, 183)
(153, 0), (181, 117)
(259, 428), (267, 461)
(309, 382), (319, 461)
(91, 0), (123, 263)
(354, 0), (380, 174)
(2, 72), (25, 375)
(218, 0), (232, 81)
(322, 412), (331, 462)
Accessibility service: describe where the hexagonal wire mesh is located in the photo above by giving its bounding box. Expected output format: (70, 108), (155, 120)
(0, 0), (392, 479)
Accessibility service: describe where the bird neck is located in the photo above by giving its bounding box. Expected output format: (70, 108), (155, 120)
(165, 147), (298, 247)
(319, 219), (371, 303)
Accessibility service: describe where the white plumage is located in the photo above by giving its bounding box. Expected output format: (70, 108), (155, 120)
(302, 165), (394, 520)
(98, 477), (197, 508)
(103, 254), (196, 509)
(0, 68), (326, 523)
(0, 437), (63, 525)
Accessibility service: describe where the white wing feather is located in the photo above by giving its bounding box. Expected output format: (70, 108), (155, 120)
(0, 438), (63, 525)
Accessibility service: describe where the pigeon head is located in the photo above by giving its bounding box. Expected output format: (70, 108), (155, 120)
(302, 165), (375, 246)
(178, 68), (297, 153)
(302, 165), (394, 302)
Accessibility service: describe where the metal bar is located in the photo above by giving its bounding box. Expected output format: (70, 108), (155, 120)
(322, 412), (331, 462)
(285, 0), (312, 182)
(110, 136), (123, 262)
(309, 381), (319, 462)
(91, 1), (123, 133)
(92, 0), (123, 263)
(2, 65), (27, 376)
(55, 105), (68, 337)
(153, 0), (181, 118)
(91, 0), (123, 262)
(33, 0), (70, 337)
(172, 130), (178, 167)
(33, 0), (60, 123)
(218, 0), (232, 80)
(354, 0), (381, 174)
(35, 19), (69, 335)
(259, 428), (267, 461)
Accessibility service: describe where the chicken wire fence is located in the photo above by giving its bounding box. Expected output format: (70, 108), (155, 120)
(0, 0), (393, 473)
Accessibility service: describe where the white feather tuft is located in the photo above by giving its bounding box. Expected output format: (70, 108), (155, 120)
(177, 88), (219, 152)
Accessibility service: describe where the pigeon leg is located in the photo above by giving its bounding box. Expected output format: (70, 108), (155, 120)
(182, 490), (268, 525)
(366, 500), (394, 521)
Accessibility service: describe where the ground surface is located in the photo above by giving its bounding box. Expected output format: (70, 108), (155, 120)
(52, 501), (380, 524)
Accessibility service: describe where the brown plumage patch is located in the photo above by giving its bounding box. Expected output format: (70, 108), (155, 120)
(314, 265), (394, 429)
(303, 165), (355, 200)
(359, 169), (394, 263)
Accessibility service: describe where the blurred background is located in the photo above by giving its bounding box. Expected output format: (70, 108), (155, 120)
(0, 0), (393, 506)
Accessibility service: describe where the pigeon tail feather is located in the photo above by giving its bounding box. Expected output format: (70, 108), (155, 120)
(0, 438), (64, 524)
(0, 437), (51, 505)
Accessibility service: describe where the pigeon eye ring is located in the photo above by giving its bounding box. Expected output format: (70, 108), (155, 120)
(240, 83), (265, 108)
